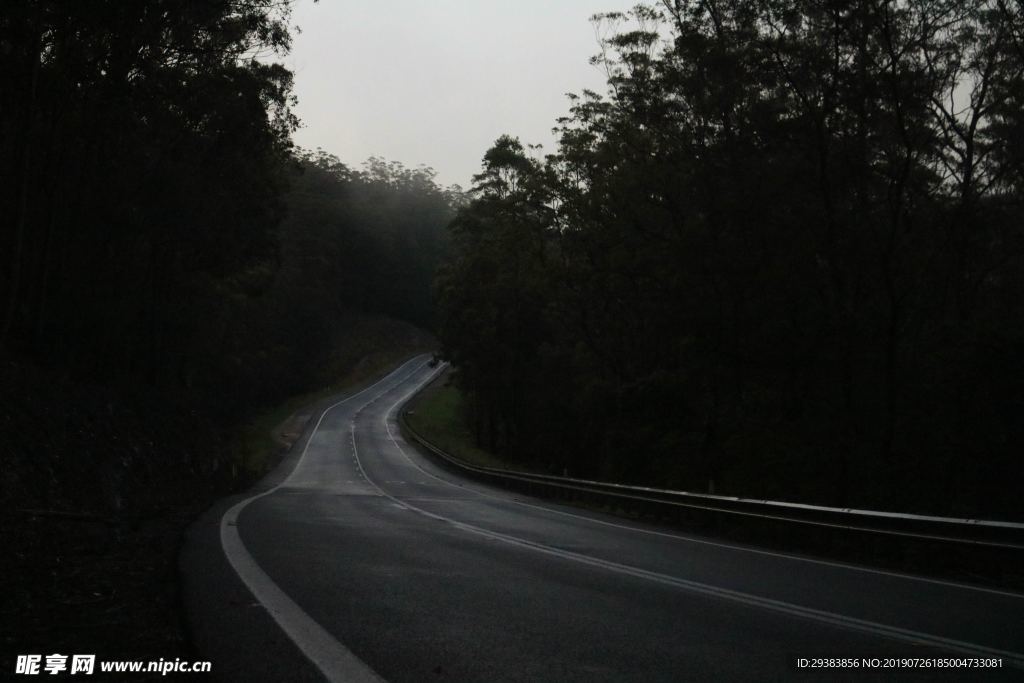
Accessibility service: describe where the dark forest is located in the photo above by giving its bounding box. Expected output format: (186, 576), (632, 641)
(438, 1), (1024, 518)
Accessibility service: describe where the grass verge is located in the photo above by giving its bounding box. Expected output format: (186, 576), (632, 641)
(403, 367), (513, 471)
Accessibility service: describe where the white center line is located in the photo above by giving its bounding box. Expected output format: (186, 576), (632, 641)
(219, 356), (430, 683)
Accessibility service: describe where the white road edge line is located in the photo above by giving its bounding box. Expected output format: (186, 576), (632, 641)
(346, 370), (1024, 669)
(219, 355), (430, 683)
(386, 366), (1024, 601)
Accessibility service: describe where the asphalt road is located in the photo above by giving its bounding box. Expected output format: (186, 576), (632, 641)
(181, 355), (1024, 682)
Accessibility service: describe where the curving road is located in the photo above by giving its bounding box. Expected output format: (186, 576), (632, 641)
(181, 356), (1024, 682)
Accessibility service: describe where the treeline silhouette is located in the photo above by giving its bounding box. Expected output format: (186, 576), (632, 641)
(0, 2), (454, 508)
(437, 1), (1024, 518)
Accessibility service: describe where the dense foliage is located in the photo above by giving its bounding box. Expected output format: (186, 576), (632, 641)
(438, 0), (1024, 517)
(1, 1), (296, 390)
(0, 2), (455, 419)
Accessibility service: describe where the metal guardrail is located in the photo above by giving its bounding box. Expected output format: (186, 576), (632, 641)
(399, 410), (1024, 552)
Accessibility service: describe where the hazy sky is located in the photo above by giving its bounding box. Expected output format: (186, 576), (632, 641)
(285, 0), (639, 188)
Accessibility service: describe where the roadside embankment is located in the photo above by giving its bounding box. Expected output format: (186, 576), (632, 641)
(2, 317), (432, 678)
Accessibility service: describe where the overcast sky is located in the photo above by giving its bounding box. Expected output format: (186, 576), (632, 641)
(284, 0), (639, 188)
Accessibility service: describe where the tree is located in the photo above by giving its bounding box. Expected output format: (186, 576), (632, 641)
(437, 136), (557, 456)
